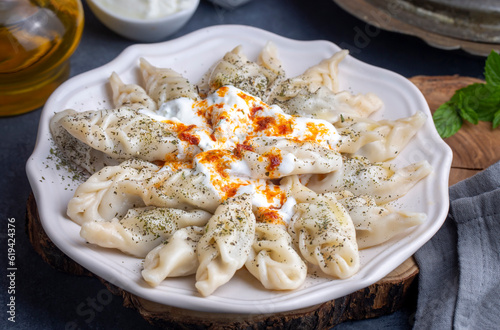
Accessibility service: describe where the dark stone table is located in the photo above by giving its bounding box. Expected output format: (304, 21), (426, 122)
(0, 0), (485, 329)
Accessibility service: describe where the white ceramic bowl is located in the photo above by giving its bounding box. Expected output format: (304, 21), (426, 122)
(86, 0), (199, 42)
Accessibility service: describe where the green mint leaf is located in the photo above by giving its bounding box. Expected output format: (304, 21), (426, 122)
(473, 87), (500, 121)
(452, 83), (500, 122)
(433, 101), (462, 138)
(433, 49), (500, 135)
(476, 88), (500, 121)
(493, 109), (500, 129)
(485, 50), (500, 87)
(451, 83), (487, 103)
(457, 91), (478, 124)
(477, 96), (500, 121)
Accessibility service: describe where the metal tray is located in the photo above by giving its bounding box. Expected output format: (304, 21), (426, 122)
(334, 0), (500, 56)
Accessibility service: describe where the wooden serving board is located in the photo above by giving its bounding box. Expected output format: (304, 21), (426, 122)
(26, 76), (500, 329)
(410, 75), (500, 185)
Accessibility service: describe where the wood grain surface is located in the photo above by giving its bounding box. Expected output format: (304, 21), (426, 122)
(410, 75), (500, 185)
(26, 75), (499, 329)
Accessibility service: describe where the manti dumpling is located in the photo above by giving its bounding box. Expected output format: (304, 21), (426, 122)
(234, 137), (342, 179)
(67, 159), (157, 225)
(306, 155), (432, 204)
(139, 58), (200, 104)
(279, 87), (383, 124)
(258, 41), (286, 79)
(288, 193), (359, 279)
(272, 50), (349, 103)
(142, 225), (205, 286)
(67, 159), (224, 226)
(109, 72), (157, 111)
(79, 206), (211, 257)
(54, 106), (200, 163)
(197, 43), (285, 101)
(245, 222), (307, 290)
(336, 111), (427, 162)
(50, 109), (120, 174)
(334, 191), (426, 249)
(270, 49), (383, 124)
(280, 174), (318, 204)
(195, 194), (256, 296)
(142, 166), (223, 213)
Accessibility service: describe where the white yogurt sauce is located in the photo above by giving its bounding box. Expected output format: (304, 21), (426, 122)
(140, 85), (341, 224)
(94, 0), (196, 20)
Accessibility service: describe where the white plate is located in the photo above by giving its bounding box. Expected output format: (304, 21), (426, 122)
(26, 25), (452, 314)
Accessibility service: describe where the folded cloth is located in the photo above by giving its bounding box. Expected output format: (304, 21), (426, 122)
(414, 161), (500, 329)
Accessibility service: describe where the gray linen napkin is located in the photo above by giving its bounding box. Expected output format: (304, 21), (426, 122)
(413, 161), (500, 329)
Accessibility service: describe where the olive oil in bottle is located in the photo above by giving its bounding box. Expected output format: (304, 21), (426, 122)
(0, 0), (84, 116)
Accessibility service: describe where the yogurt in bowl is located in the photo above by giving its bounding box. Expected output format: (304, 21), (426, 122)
(87, 0), (199, 42)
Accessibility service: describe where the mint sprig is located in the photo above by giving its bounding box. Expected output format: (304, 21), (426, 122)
(433, 50), (500, 138)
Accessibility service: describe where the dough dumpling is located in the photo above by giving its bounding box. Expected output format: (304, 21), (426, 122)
(237, 138), (342, 179)
(279, 86), (382, 123)
(195, 194), (256, 296)
(272, 50), (348, 103)
(279, 174), (318, 203)
(50, 109), (120, 174)
(80, 207), (211, 257)
(337, 111), (426, 162)
(67, 159), (221, 226)
(335, 191), (425, 249)
(56, 107), (199, 162)
(199, 45), (283, 101)
(245, 222), (307, 290)
(140, 58), (200, 105)
(109, 72), (157, 111)
(299, 49), (348, 93)
(306, 156), (432, 204)
(257, 41), (285, 78)
(289, 193), (359, 279)
(142, 226), (205, 286)
(67, 159), (157, 225)
(143, 166), (223, 213)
